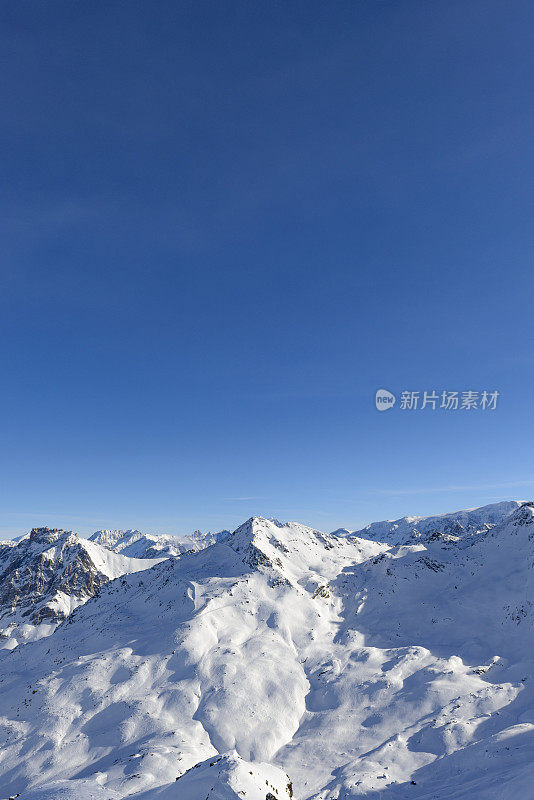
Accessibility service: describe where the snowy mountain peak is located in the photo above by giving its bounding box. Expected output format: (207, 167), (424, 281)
(0, 528), (164, 650)
(228, 515), (326, 555)
(89, 529), (144, 549)
(227, 516), (383, 589)
(28, 526), (75, 546)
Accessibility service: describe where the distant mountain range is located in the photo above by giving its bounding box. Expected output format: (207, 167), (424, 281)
(0, 500), (532, 799)
(344, 499), (521, 544)
(88, 527), (231, 558)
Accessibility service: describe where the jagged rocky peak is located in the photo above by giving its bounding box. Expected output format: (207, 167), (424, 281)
(0, 527), (164, 647)
(1, 531), (99, 629)
(28, 526), (75, 545)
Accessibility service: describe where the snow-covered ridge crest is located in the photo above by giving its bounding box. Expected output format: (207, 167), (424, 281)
(349, 499), (521, 545)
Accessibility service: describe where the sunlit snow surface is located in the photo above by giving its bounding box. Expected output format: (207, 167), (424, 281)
(0, 505), (533, 799)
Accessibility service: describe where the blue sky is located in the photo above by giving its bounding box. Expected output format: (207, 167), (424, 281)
(1, 0), (534, 538)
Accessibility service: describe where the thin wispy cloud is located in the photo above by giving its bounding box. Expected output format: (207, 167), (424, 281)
(370, 480), (534, 497)
(223, 497), (265, 501)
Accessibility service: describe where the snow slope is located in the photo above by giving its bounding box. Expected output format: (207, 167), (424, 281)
(0, 506), (532, 799)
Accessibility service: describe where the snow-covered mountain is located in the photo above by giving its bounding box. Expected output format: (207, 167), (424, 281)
(88, 528), (231, 559)
(0, 527), (163, 651)
(349, 499), (520, 545)
(0, 504), (532, 799)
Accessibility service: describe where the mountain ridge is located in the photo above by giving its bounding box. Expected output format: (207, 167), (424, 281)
(348, 499), (521, 545)
(0, 502), (532, 799)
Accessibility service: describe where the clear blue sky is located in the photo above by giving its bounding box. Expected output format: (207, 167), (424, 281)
(1, 0), (534, 538)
